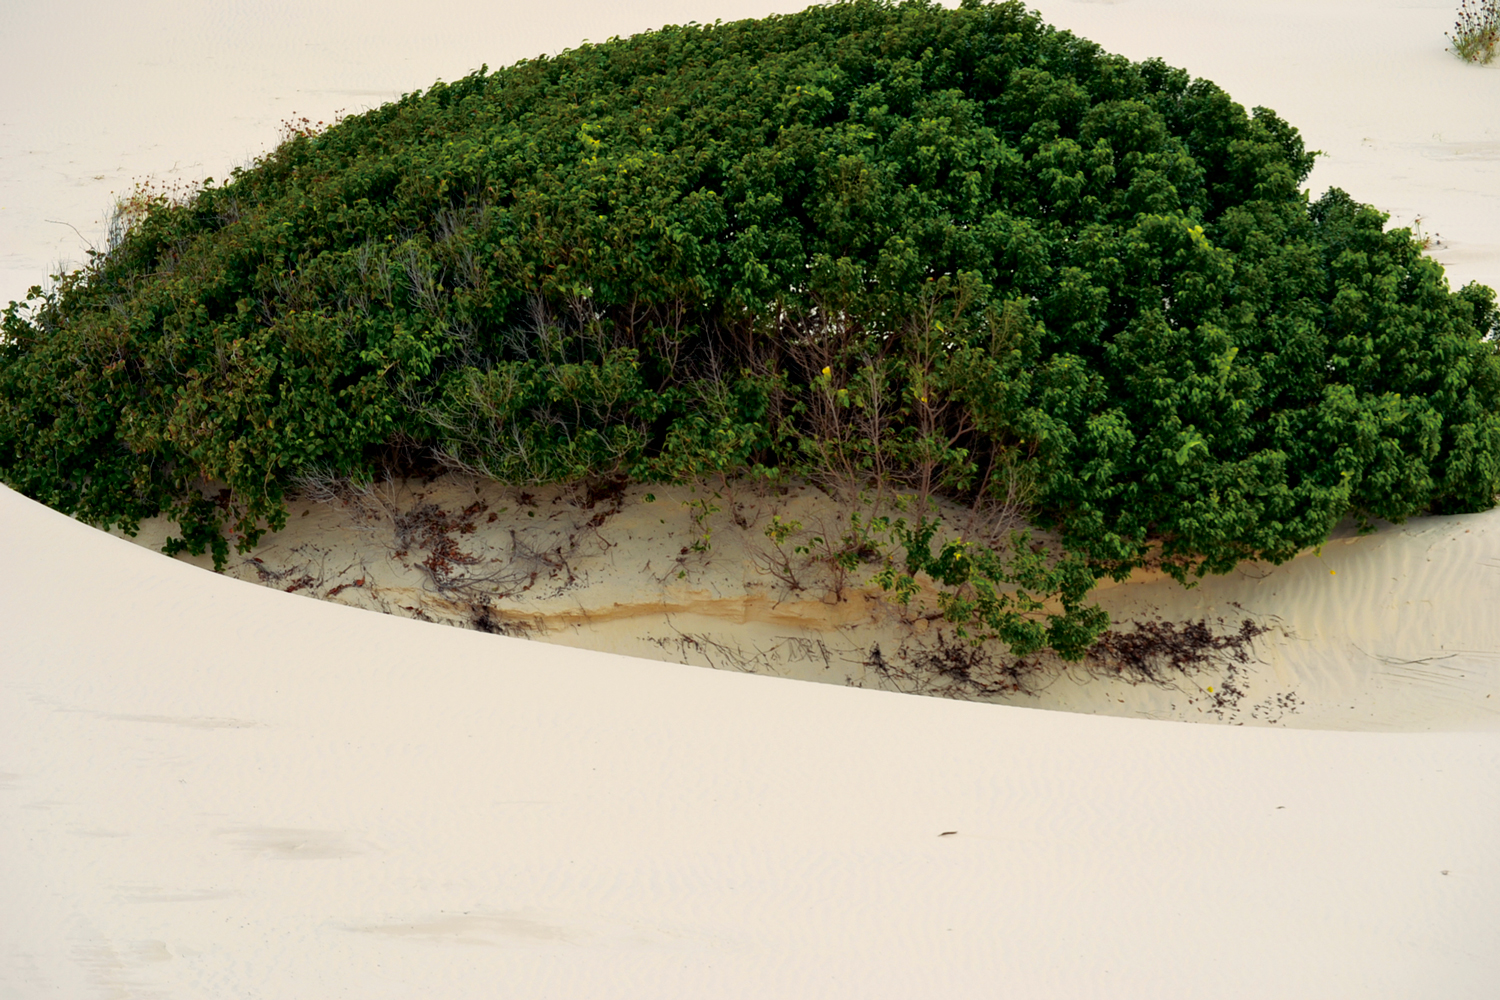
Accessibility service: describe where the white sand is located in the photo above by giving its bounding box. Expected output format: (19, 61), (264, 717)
(4, 1), (1500, 995)
(4, 484), (1499, 997)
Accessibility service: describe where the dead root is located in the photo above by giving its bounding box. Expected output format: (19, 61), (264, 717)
(1087, 617), (1271, 685)
(861, 616), (1274, 704)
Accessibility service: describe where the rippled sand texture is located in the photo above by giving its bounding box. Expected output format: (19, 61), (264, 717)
(1082, 514), (1500, 729)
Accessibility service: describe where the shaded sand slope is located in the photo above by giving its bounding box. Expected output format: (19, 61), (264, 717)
(1085, 512), (1500, 730)
(3, 484), (1499, 998)
(118, 475), (1500, 731)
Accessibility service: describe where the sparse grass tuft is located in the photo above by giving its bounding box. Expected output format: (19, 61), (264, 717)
(1448, 0), (1499, 64)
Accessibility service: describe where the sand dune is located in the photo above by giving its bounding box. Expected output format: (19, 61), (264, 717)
(4, 0), (1500, 995)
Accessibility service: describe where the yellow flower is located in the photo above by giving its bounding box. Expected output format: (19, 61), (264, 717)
(821, 366), (831, 377)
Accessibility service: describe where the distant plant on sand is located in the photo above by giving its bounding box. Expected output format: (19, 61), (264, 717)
(1448, 0), (1499, 64)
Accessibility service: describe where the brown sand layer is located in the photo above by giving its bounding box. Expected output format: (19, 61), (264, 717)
(116, 474), (1500, 732)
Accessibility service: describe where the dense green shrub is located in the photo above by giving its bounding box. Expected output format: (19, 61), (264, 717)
(3, 0), (1497, 654)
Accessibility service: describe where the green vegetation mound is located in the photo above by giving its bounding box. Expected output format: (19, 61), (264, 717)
(4, 0), (1498, 655)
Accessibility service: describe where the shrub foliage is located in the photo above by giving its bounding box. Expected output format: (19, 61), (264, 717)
(3, 0), (1498, 652)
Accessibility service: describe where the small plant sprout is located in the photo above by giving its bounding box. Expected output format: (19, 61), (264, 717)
(1448, 0), (1499, 64)
(682, 492), (720, 554)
